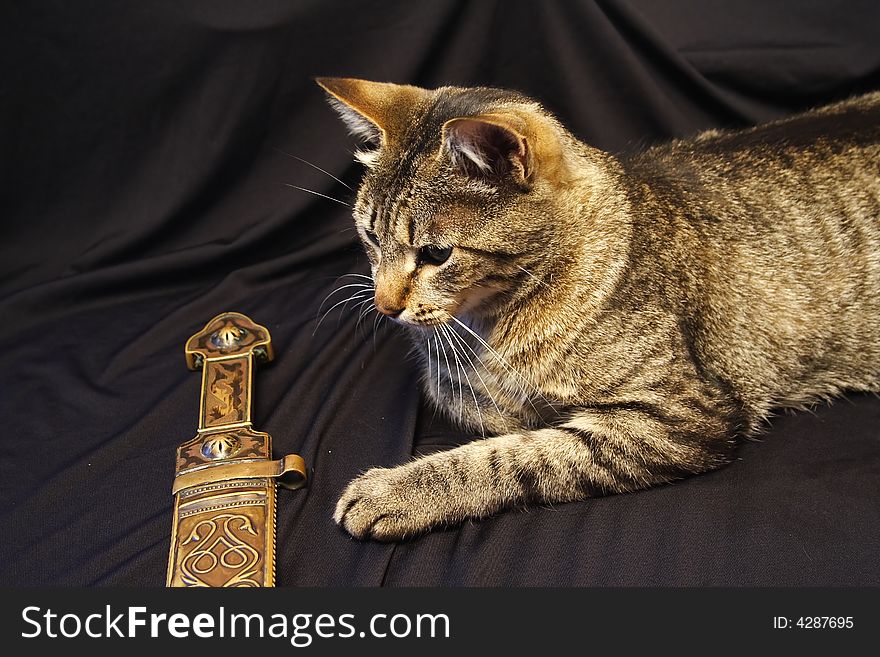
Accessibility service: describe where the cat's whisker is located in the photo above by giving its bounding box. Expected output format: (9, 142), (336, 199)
(434, 326), (446, 409)
(334, 291), (373, 330)
(282, 183), (351, 207)
(448, 316), (529, 384)
(355, 299), (375, 332)
(272, 148), (354, 190)
(338, 273), (375, 282)
(448, 321), (554, 421)
(449, 315), (558, 416)
(432, 328), (443, 403)
(313, 291), (372, 334)
(316, 282), (373, 318)
(316, 289), (370, 325)
(436, 325), (464, 425)
(355, 298), (376, 328)
(372, 313), (386, 352)
(322, 290), (371, 321)
(440, 324), (485, 438)
(425, 335), (433, 389)
(452, 317), (557, 409)
(443, 323), (505, 420)
(441, 327), (466, 427)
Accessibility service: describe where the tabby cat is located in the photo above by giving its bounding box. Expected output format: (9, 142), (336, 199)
(318, 77), (880, 540)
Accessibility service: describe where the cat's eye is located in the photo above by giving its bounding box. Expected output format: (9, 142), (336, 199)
(364, 229), (380, 247)
(418, 244), (453, 266)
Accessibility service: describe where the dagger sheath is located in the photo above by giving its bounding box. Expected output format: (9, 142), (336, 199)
(166, 312), (306, 587)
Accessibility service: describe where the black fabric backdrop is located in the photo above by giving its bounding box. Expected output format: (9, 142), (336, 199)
(2, 0), (879, 586)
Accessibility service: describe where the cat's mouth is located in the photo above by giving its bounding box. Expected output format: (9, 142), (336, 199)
(394, 286), (498, 327)
(384, 283), (501, 327)
(395, 305), (454, 327)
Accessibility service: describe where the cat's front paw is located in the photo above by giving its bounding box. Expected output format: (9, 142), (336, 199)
(334, 464), (441, 541)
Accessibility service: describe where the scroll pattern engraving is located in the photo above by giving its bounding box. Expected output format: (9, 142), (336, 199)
(179, 513), (262, 587)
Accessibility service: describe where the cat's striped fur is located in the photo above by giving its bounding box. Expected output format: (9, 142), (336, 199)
(319, 78), (880, 540)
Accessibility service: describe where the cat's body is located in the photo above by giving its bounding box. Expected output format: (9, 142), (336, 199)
(318, 78), (880, 540)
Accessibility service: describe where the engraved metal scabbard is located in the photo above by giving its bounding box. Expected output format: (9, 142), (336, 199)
(166, 312), (307, 587)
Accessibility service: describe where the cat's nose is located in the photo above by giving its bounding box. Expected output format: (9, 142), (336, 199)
(377, 303), (404, 318)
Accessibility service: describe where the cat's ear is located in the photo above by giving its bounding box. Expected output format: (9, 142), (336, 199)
(316, 77), (428, 145)
(441, 115), (531, 185)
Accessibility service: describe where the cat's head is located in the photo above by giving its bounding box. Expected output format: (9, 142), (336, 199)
(318, 78), (607, 327)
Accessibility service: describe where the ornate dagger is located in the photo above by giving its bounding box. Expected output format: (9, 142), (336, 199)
(166, 312), (307, 587)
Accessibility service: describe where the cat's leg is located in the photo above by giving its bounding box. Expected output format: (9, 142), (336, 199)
(335, 401), (738, 540)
